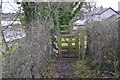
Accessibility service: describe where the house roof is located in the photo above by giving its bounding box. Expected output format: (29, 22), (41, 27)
(117, 11), (120, 14)
(86, 7), (118, 16)
(2, 13), (18, 20)
(73, 20), (86, 25)
(105, 14), (118, 21)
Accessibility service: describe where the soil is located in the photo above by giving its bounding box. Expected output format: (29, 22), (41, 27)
(53, 58), (78, 78)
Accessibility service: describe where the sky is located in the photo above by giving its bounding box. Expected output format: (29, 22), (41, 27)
(2, 0), (21, 13)
(1, 0), (120, 13)
(95, 0), (120, 11)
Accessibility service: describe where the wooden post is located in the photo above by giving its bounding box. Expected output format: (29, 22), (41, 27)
(75, 35), (79, 57)
(69, 37), (72, 54)
(58, 33), (61, 58)
(80, 31), (85, 58)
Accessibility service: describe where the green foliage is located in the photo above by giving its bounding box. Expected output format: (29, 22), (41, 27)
(22, 2), (40, 23)
(52, 2), (83, 27)
(22, 2), (83, 28)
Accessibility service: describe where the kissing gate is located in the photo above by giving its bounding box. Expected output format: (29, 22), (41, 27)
(52, 24), (87, 58)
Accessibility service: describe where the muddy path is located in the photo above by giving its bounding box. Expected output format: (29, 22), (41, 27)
(54, 58), (78, 78)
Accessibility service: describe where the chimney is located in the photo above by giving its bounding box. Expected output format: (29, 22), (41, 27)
(100, 5), (103, 10)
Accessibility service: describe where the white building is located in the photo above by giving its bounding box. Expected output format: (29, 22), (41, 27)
(73, 20), (86, 30)
(85, 7), (119, 22)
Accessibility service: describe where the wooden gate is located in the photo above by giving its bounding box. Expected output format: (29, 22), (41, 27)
(52, 24), (86, 58)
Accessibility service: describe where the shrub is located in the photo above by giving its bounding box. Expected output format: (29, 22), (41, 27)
(86, 21), (119, 77)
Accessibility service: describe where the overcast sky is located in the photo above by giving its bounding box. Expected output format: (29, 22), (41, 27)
(1, 0), (120, 13)
(96, 0), (120, 11)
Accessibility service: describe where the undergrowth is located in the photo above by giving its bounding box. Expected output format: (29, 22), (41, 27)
(40, 58), (55, 78)
(73, 58), (98, 78)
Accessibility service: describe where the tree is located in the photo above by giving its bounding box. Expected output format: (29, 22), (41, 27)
(3, 1), (84, 78)
(22, 2), (83, 27)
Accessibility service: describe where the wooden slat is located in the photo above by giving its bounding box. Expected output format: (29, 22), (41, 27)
(53, 49), (58, 53)
(72, 25), (86, 26)
(60, 30), (70, 33)
(60, 25), (69, 28)
(61, 46), (76, 49)
(60, 35), (77, 38)
(53, 34), (57, 39)
(61, 53), (79, 58)
(61, 50), (76, 53)
(61, 40), (76, 43)
(73, 29), (86, 32)
(53, 42), (58, 46)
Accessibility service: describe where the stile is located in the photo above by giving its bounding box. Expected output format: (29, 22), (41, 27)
(52, 24), (86, 58)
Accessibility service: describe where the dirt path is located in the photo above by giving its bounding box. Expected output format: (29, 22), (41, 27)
(54, 58), (78, 78)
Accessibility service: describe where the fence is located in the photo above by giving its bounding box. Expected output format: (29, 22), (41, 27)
(52, 24), (87, 58)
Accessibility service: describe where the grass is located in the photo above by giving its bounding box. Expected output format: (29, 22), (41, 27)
(0, 40), (24, 56)
(73, 58), (98, 78)
(1, 42), (24, 65)
(1, 45), (19, 55)
(0, 42), (16, 47)
(0, 37), (2, 42)
(0, 52), (2, 56)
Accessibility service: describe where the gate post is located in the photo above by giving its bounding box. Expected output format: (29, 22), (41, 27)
(58, 33), (61, 58)
(80, 31), (85, 58)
